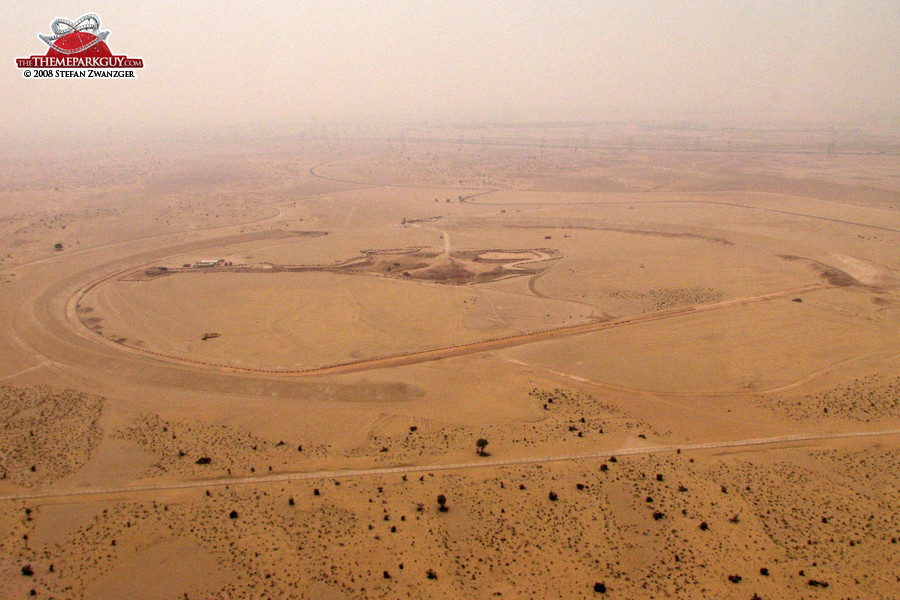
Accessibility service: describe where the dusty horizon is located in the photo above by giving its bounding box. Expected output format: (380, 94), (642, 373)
(3, 1), (900, 140)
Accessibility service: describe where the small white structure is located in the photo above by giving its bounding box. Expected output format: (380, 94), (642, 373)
(194, 259), (222, 268)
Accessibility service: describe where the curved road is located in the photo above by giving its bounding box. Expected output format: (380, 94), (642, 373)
(6, 155), (887, 393)
(3, 154), (897, 504)
(60, 263), (824, 377)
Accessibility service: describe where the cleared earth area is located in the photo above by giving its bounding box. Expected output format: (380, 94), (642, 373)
(0, 124), (898, 599)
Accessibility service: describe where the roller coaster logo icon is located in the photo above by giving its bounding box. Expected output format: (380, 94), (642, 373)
(16, 13), (143, 76)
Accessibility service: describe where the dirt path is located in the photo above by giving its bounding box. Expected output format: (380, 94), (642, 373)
(498, 350), (900, 399)
(0, 205), (285, 275)
(266, 283), (826, 376)
(3, 429), (896, 502)
(500, 250), (553, 271)
(60, 281), (824, 377)
(462, 195), (900, 233)
(407, 221), (451, 257)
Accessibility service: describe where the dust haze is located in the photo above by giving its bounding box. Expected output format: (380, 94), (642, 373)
(3, 1), (900, 138)
(1, 3), (899, 600)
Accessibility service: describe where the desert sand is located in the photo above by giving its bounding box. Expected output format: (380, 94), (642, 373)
(0, 123), (898, 599)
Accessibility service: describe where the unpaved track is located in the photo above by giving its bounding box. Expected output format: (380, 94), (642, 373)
(462, 196), (900, 233)
(407, 221), (451, 256)
(299, 284), (823, 376)
(0, 205), (285, 275)
(60, 280), (823, 377)
(310, 157), (899, 232)
(2, 429), (896, 502)
(499, 350), (900, 399)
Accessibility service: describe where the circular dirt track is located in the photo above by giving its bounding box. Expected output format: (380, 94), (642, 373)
(59, 236), (827, 380)
(12, 166), (894, 398)
(10, 229), (413, 401)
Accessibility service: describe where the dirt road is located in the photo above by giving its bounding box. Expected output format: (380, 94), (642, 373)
(3, 428), (896, 502)
(58, 274), (824, 377)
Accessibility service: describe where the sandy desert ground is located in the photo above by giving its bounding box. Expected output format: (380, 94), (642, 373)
(0, 122), (898, 599)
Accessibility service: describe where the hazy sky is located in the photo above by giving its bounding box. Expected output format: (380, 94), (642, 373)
(2, 1), (899, 139)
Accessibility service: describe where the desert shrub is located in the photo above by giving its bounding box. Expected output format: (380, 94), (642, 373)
(476, 438), (489, 455)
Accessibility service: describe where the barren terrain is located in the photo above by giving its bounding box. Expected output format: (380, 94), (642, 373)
(0, 123), (898, 599)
